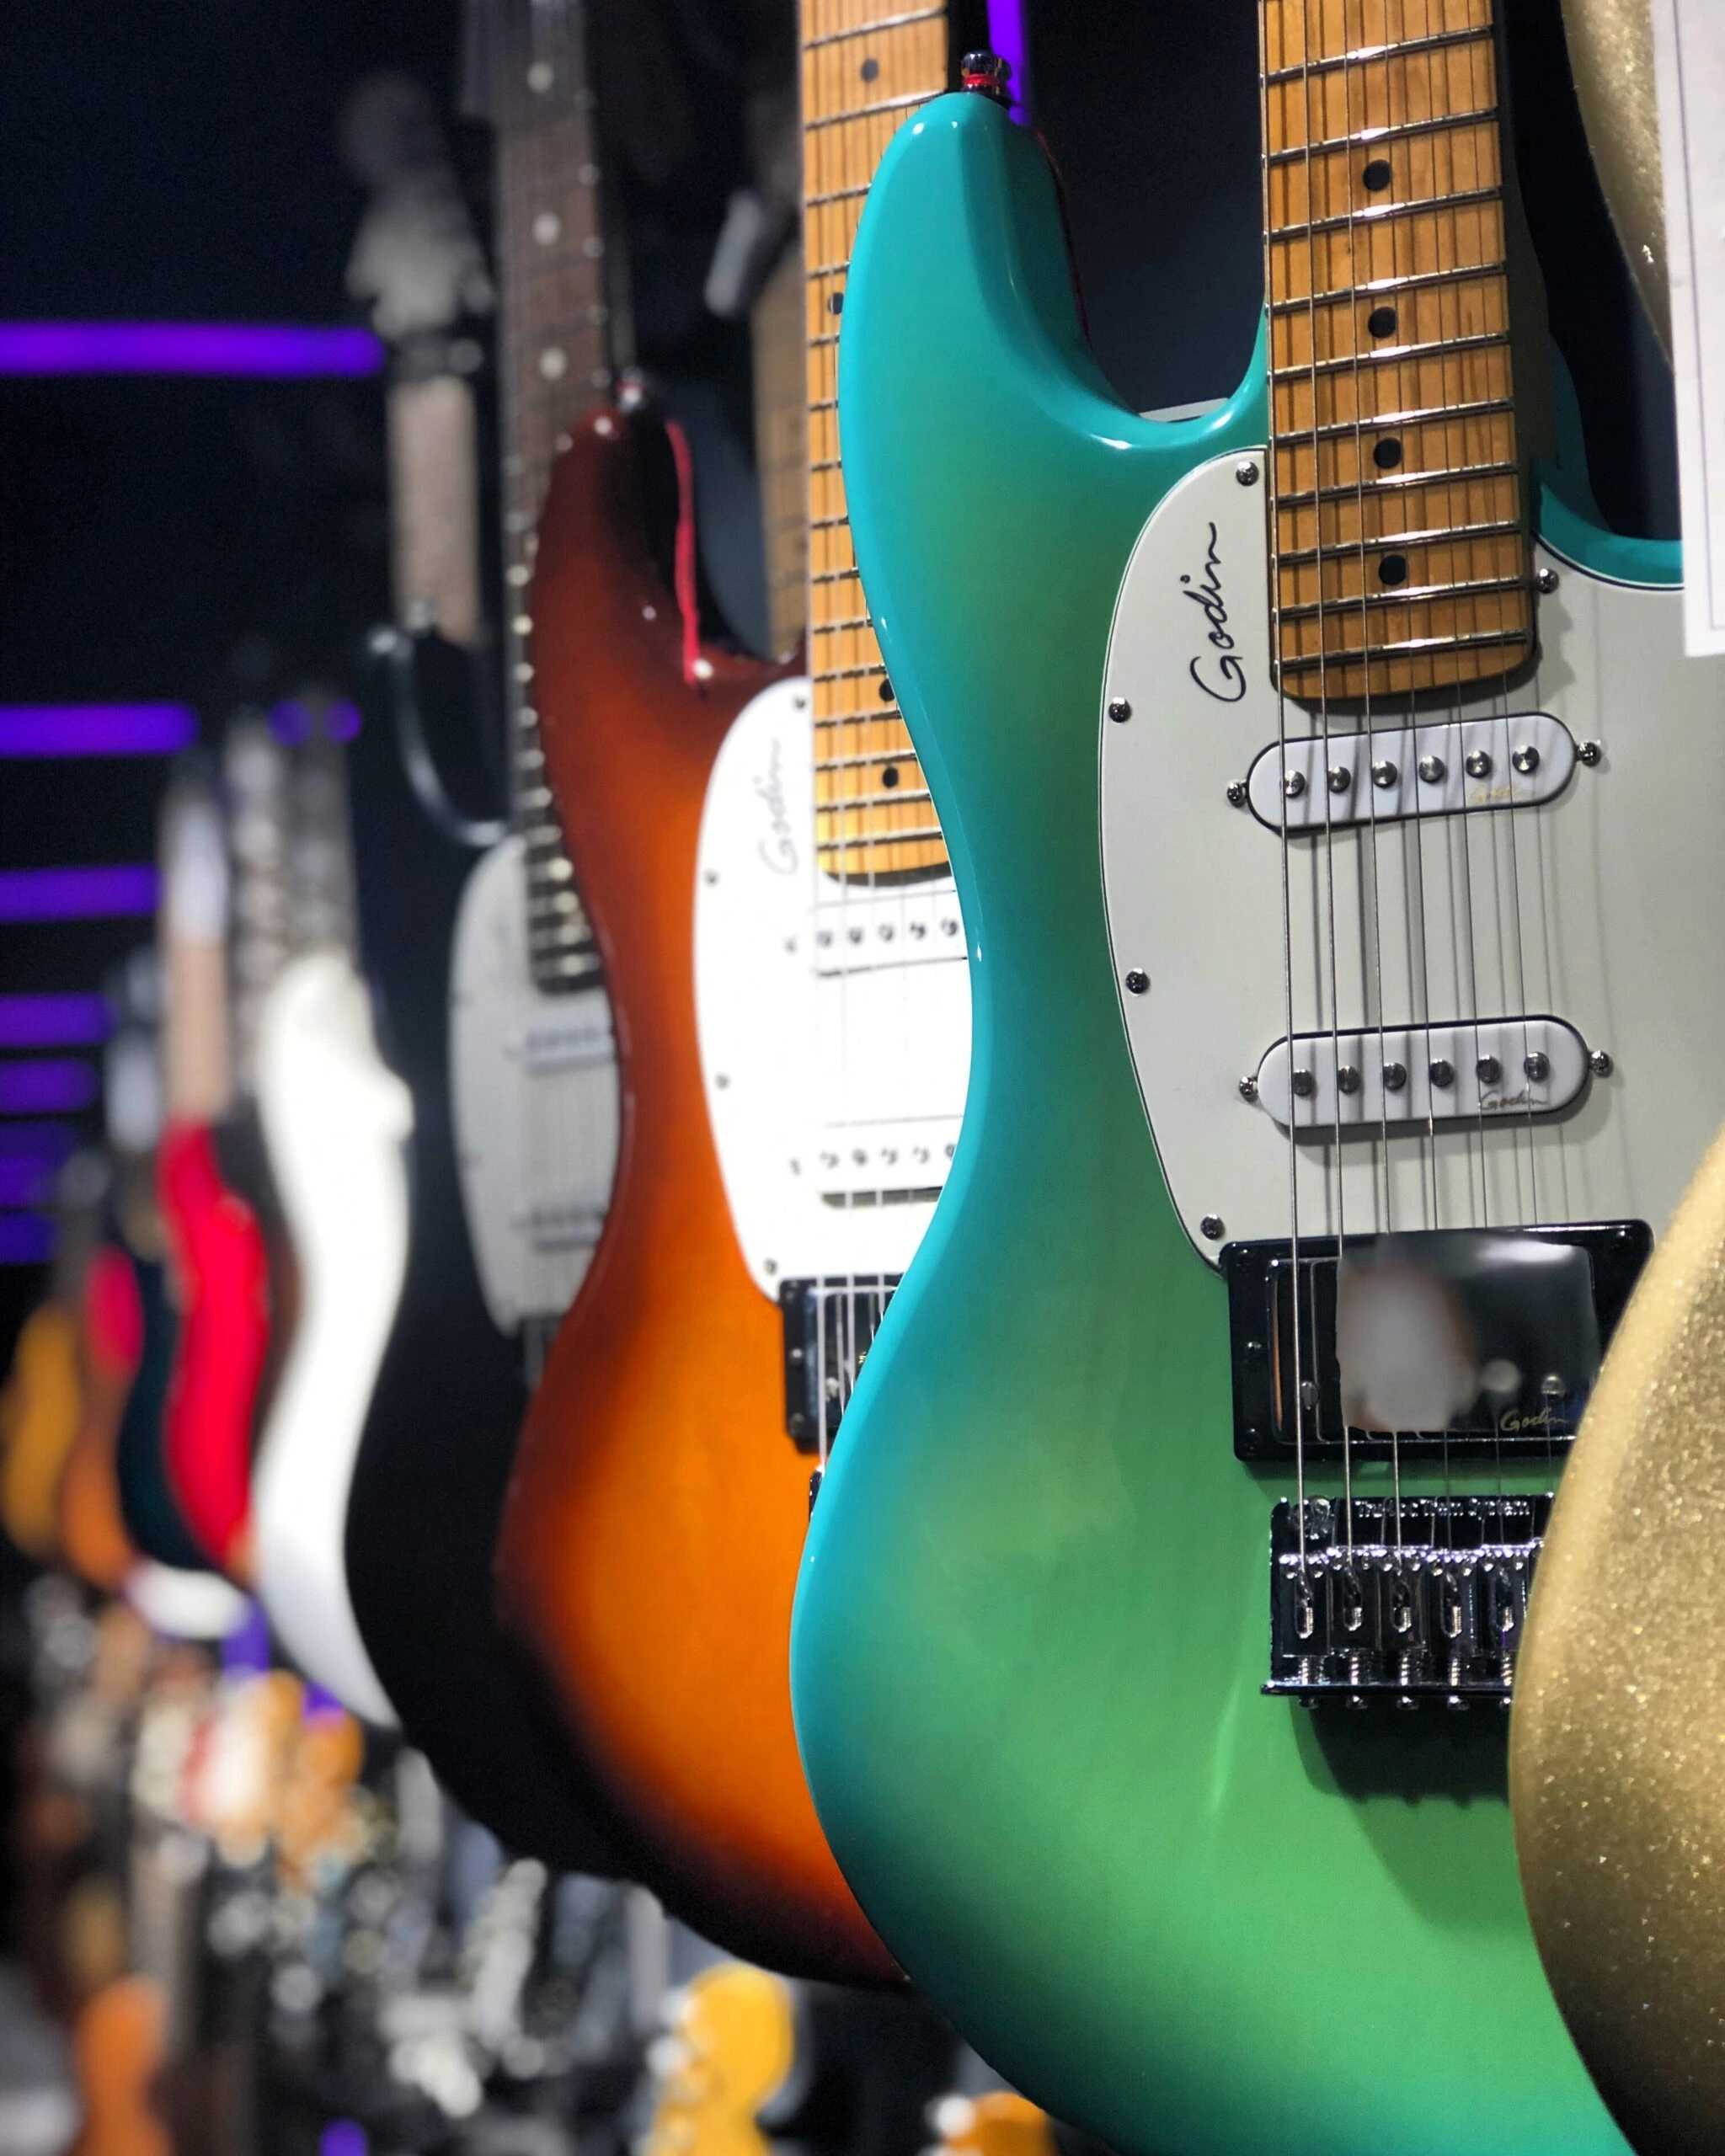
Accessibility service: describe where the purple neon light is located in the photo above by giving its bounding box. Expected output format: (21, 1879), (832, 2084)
(0, 704), (197, 757)
(0, 994), (112, 1048)
(0, 1157), (56, 1209)
(985, 0), (1029, 120)
(320, 2124), (368, 2156)
(0, 865), (158, 922)
(0, 323), (385, 379)
(0, 1121), (78, 1163)
(0, 1061), (99, 1115)
(0, 1214), (56, 1265)
(270, 696), (361, 745)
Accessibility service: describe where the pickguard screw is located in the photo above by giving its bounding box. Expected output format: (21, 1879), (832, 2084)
(1107, 696), (1132, 723)
(1124, 969), (1150, 995)
(1284, 769), (1306, 799)
(1589, 1048), (1614, 1078)
(1511, 744), (1540, 775)
(1535, 566), (1560, 594)
(1201, 1214), (1226, 1241)
(1465, 749), (1493, 779)
(1418, 754), (1445, 783)
(1238, 1074), (1259, 1102)
(1226, 779), (1248, 807)
(1236, 460), (1259, 486)
(1578, 739), (1602, 766)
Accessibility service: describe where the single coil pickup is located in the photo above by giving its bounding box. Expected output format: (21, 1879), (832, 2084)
(1244, 712), (1577, 832)
(780, 1273), (900, 1452)
(1267, 1493), (1551, 1706)
(1225, 1224), (1649, 1460)
(1253, 1016), (1590, 1131)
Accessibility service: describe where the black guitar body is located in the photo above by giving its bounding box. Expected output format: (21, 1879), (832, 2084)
(115, 1256), (205, 1572)
(341, 686), (624, 1876)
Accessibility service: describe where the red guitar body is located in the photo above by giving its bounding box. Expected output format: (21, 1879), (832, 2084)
(497, 412), (892, 1984)
(158, 1121), (270, 1577)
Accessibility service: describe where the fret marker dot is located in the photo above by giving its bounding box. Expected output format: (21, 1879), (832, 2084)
(1377, 553), (1409, 586)
(881, 765), (900, 789)
(533, 211), (562, 245)
(539, 346), (568, 381)
(1367, 305), (1397, 338)
(878, 677), (894, 702)
(1373, 436), (1404, 470)
(829, 291), (844, 315)
(861, 56), (879, 81)
(1361, 157), (1392, 191)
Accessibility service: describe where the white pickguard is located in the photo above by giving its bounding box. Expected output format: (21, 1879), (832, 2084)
(694, 675), (971, 1297)
(449, 836), (617, 1331)
(253, 950), (409, 1727)
(1101, 450), (1725, 1260)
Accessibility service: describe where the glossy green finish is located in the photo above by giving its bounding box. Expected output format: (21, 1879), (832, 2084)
(791, 95), (1627, 2156)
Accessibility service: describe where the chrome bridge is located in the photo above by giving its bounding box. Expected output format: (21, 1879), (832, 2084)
(780, 1273), (899, 1451)
(1252, 1017), (1592, 1132)
(1267, 1494), (1550, 1707)
(1243, 712), (1581, 833)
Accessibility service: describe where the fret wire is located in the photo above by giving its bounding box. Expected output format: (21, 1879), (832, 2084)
(1270, 330), (1511, 381)
(1290, 392), (1513, 443)
(1269, 260), (1509, 314)
(1263, 24), (1493, 87)
(816, 749), (921, 770)
(806, 89), (931, 132)
(1277, 571), (1529, 623)
(817, 785), (934, 808)
(1276, 183), (1503, 243)
(1262, 106), (1496, 164)
(802, 6), (943, 49)
(1274, 515), (1523, 565)
(1279, 626), (1530, 670)
(1274, 456), (1519, 510)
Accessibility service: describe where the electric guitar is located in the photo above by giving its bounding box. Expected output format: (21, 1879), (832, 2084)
(498, 0), (970, 1981)
(60, 1242), (142, 1593)
(252, 720), (406, 1726)
(156, 776), (271, 1576)
(791, 14), (1719, 2153)
(448, 0), (617, 1351)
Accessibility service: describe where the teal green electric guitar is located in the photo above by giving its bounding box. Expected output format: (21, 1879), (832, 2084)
(793, 13), (1725, 2155)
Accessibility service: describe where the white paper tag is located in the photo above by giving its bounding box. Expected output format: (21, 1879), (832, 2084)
(1653, 0), (1725, 654)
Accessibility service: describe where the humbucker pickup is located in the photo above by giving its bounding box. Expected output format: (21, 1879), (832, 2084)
(1252, 1017), (1590, 1131)
(1267, 1494), (1549, 1707)
(1244, 712), (1578, 833)
(1225, 1224), (1650, 1460)
(780, 1274), (900, 1451)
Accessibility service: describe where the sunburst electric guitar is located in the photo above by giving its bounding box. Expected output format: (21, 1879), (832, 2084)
(498, 0), (969, 1980)
(792, 13), (1723, 2155)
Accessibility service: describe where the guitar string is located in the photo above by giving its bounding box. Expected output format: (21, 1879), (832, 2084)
(1333, 0), (1406, 1556)
(1260, 0), (1311, 1581)
(1295, 0), (1355, 1559)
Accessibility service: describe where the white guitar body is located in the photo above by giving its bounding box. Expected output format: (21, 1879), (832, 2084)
(253, 949), (409, 1726)
(1100, 450), (1725, 1258)
(693, 675), (971, 1297)
(449, 835), (617, 1331)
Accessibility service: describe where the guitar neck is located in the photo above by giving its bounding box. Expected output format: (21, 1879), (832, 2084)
(803, 0), (950, 883)
(1261, 0), (1532, 701)
(483, 0), (617, 990)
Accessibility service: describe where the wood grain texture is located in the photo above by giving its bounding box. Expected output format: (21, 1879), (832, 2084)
(804, 1), (948, 878)
(1262, 0), (1531, 696)
(497, 410), (895, 1983)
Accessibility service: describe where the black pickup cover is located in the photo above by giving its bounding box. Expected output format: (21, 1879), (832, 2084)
(780, 1275), (900, 1451)
(1226, 1222), (1649, 1460)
